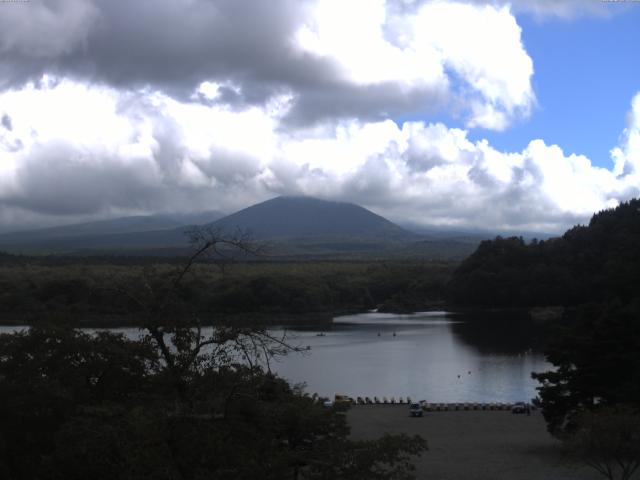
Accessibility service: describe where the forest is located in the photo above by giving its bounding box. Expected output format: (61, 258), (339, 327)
(0, 257), (452, 326)
(447, 198), (640, 308)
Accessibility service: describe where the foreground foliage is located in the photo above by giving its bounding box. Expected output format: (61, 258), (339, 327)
(532, 302), (640, 435)
(0, 326), (425, 479)
(564, 407), (640, 480)
(0, 229), (426, 479)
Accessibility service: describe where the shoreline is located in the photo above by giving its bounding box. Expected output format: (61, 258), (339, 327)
(0, 306), (549, 328)
(0, 311), (336, 329)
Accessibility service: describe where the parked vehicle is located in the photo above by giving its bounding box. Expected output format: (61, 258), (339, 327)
(511, 402), (527, 414)
(409, 402), (423, 417)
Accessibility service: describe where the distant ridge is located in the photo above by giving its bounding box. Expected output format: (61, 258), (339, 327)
(0, 216), (183, 241)
(209, 196), (417, 241)
(0, 197), (482, 259)
(0, 211), (222, 252)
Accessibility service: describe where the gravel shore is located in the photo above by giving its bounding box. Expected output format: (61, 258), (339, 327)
(348, 405), (601, 480)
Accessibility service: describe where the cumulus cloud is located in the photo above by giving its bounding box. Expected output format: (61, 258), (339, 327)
(1, 76), (638, 233)
(0, 0), (534, 130)
(0, 79), (274, 219)
(0, 0), (635, 234)
(611, 93), (640, 179)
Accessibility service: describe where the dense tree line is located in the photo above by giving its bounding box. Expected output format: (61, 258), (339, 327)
(531, 299), (640, 480)
(532, 300), (640, 433)
(448, 198), (640, 308)
(0, 260), (452, 325)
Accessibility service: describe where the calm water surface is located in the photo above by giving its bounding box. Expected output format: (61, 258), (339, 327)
(0, 311), (549, 403)
(272, 312), (549, 403)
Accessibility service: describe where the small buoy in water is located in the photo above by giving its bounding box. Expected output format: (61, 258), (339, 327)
(457, 374), (461, 378)
(377, 332), (380, 336)
(468, 371), (471, 375)
(306, 345), (311, 350)
(393, 332), (396, 337)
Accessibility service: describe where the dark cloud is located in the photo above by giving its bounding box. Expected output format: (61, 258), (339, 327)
(0, 0), (331, 100)
(282, 81), (449, 127)
(5, 141), (159, 215)
(0, 0), (463, 127)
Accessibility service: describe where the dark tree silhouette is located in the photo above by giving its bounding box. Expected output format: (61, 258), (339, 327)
(564, 407), (640, 480)
(0, 227), (427, 479)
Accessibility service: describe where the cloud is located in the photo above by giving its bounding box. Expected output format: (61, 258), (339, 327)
(0, 0), (534, 130)
(0, 1), (635, 234)
(293, 0), (534, 129)
(1, 77), (638, 233)
(0, 114), (11, 131)
(0, 0), (99, 58)
(442, 0), (612, 19)
(611, 93), (640, 179)
(0, 79), (274, 219)
(282, 121), (624, 232)
(504, 0), (613, 19)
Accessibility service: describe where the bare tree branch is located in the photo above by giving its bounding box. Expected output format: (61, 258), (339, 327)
(103, 225), (300, 399)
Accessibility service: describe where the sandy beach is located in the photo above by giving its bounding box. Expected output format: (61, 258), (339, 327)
(348, 405), (602, 480)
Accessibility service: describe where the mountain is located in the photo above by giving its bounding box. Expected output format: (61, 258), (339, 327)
(0, 211), (222, 252)
(0, 216), (180, 241)
(0, 197), (484, 259)
(209, 196), (417, 241)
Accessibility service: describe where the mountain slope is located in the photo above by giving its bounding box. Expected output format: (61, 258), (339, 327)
(0, 216), (180, 241)
(210, 196), (417, 240)
(448, 198), (640, 307)
(0, 211), (222, 251)
(0, 197), (482, 259)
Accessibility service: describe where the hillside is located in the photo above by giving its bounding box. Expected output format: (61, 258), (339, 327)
(206, 196), (484, 259)
(0, 211), (222, 253)
(447, 198), (640, 307)
(210, 196), (417, 241)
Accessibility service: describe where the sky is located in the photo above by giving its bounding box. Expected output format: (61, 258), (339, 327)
(0, 0), (639, 234)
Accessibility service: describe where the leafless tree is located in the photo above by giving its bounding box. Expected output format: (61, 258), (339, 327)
(114, 226), (294, 392)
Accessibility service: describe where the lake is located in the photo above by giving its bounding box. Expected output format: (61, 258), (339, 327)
(0, 311), (550, 403)
(271, 311), (549, 403)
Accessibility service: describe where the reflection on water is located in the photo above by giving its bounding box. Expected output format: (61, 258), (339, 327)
(272, 311), (549, 403)
(0, 311), (550, 403)
(450, 310), (546, 355)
